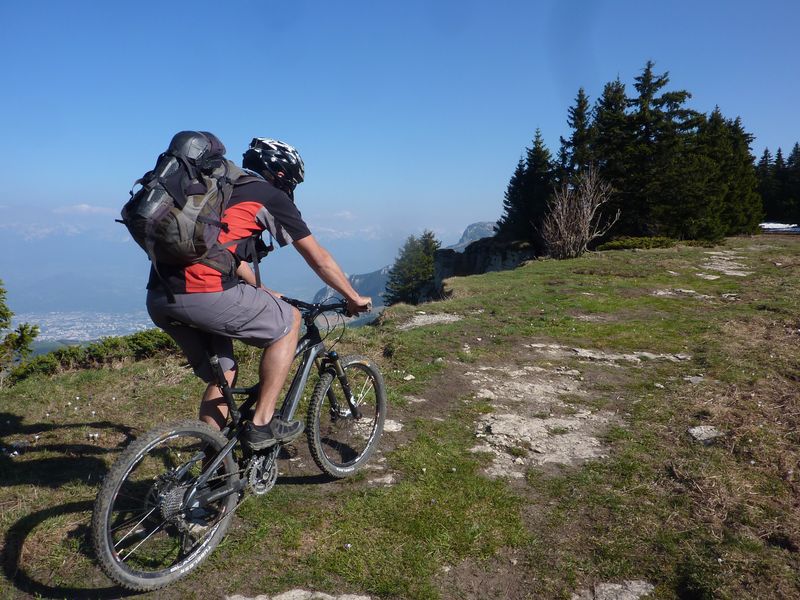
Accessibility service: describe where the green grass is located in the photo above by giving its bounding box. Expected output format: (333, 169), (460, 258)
(1, 235), (799, 599)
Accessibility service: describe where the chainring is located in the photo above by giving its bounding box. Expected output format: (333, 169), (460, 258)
(247, 453), (277, 496)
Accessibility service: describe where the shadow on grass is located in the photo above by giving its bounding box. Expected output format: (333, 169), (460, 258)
(2, 500), (136, 599)
(276, 472), (338, 486)
(0, 411), (135, 488)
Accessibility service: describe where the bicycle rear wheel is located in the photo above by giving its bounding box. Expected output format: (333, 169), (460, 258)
(307, 355), (386, 478)
(91, 420), (238, 591)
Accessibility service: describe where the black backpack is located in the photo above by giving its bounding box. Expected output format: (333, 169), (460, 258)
(119, 131), (268, 301)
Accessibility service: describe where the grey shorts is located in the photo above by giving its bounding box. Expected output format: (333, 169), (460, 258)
(147, 284), (295, 382)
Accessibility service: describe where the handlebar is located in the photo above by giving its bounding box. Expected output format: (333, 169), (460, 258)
(281, 297), (350, 320)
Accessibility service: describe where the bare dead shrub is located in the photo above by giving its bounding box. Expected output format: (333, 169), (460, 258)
(542, 167), (620, 259)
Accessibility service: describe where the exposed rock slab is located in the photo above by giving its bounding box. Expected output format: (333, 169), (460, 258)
(467, 362), (615, 477)
(227, 591), (371, 600)
(571, 580), (655, 600)
(524, 343), (691, 364)
(701, 251), (753, 276)
(398, 312), (463, 331)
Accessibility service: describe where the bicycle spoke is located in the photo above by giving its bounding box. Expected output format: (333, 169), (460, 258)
(114, 506), (159, 550)
(356, 377), (372, 406)
(109, 510), (157, 534)
(118, 518), (170, 562)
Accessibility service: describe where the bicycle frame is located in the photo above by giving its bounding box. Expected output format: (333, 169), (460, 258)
(185, 301), (350, 507)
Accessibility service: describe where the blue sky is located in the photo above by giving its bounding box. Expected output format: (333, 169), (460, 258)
(0, 0), (798, 312)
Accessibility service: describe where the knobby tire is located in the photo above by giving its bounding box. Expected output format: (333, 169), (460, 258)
(307, 355), (386, 478)
(91, 420), (237, 591)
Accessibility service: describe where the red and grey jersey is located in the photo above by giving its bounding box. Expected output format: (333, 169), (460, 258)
(147, 179), (312, 294)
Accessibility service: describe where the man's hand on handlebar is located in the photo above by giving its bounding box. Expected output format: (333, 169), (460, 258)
(347, 295), (372, 317)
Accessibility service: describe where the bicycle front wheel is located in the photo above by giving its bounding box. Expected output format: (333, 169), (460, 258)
(91, 420), (238, 591)
(307, 355), (386, 478)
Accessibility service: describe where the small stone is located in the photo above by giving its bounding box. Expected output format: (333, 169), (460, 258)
(688, 425), (724, 444)
(450, 467), (456, 473)
(421, 467), (427, 474)
(344, 543), (352, 550)
(511, 558), (518, 566)
(383, 419), (403, 432)
(403, 374), (416, 381)
(684, 375), (705, 385)
(91, 411), (96, 417)
(476, 337), (482, 342)
(67, 402), (72, 406)
(33, 435), (40, 441)
(654, 383), (665, 389)
(433, 357), (444, 364)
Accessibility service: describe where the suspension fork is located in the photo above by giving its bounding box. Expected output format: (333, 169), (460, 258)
(323, 351), (363, 419)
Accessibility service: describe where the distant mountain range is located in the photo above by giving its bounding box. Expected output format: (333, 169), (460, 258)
(312, 222), (496, 306)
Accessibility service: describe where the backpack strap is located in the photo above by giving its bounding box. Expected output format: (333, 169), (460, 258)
(146, 243), (177, 304)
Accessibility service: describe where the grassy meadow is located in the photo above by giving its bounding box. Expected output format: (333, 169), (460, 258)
(1, 235), (798, 599)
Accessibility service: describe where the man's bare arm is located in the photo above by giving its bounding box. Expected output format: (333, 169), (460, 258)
(293, 235), (372, 315)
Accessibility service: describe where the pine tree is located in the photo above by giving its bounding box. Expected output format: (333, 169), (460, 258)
(652, 112), (725, 240)
(495, 157), (526, 236)
(495, 130), (554, 251)
(0, 280), (39, 381)
(562, 87), (593, 174)
(756, 148), (778, 220)
(625, 60), (703, 236)
(520, 131), (555, 251)
(785, 142), (800, 222)
(384, 231), (441, 306)
(720, 117), (762, 234)
(591, 78), (630, 228)
(773, 147), (793, 220)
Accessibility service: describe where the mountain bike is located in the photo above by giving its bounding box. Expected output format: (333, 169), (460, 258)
(91, 298), (386, 591)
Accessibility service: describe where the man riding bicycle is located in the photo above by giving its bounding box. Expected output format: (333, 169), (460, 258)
(146, 137), (372, 451)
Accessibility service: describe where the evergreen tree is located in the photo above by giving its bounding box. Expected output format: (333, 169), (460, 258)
(591, 78), (630, 225)
(495, 129), (554, 251)
(756, 148), (779, 220)
(384, 230), (441, 306)
(720, 117), (762, 234)
(562, 87), (593, 174)
(554, 139), (570, 187)
(652, 112), (726, 240)
(495, 157), (526, 236)
(785, 143), (800, 222)
(0, 280), (39, 380)
(773, 147), (793, 220)
(624, 60), (703, 236)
